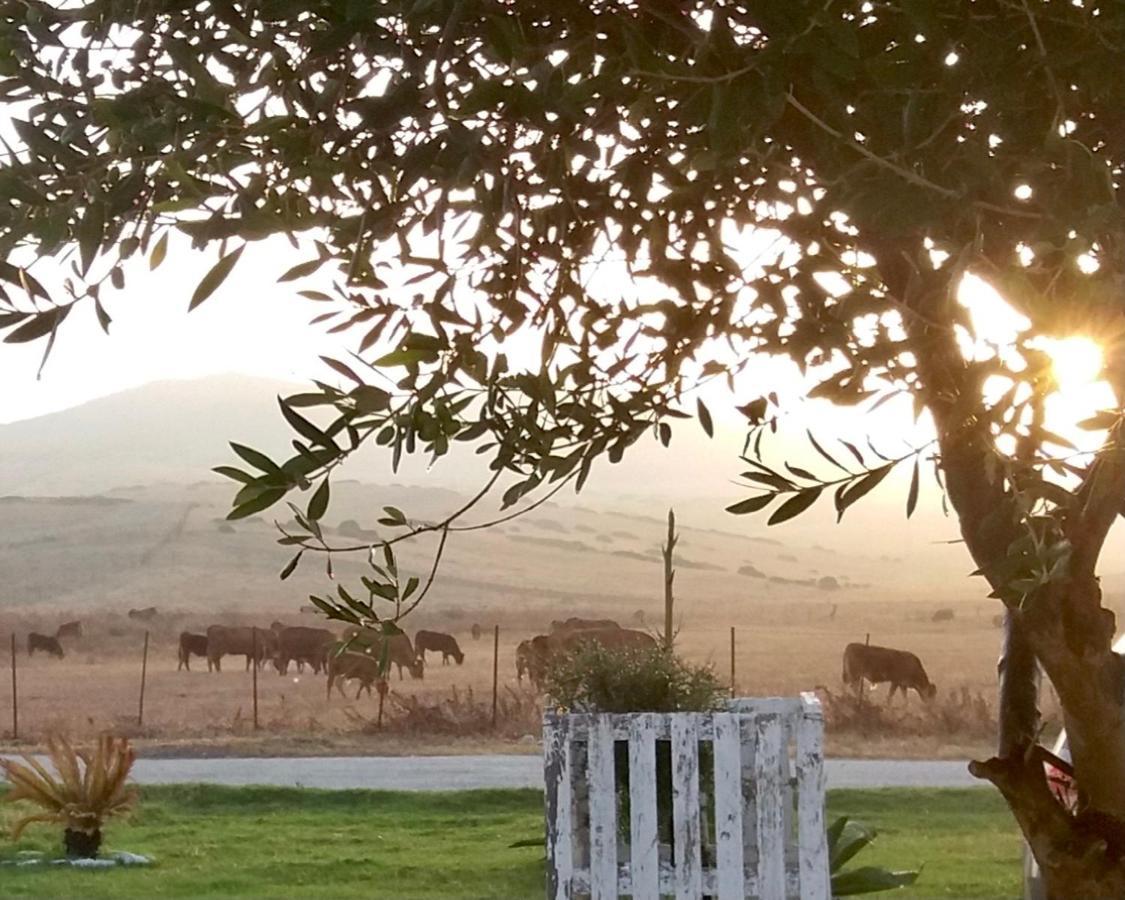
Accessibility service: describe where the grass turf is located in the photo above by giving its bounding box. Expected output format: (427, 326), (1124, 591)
(0, 786), (1021, 898)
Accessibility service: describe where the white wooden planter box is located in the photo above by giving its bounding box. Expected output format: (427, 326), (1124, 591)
(544, 694), (828, 899)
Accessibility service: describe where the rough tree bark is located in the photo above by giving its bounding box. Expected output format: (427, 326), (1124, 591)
(879, 248), (1125, 897)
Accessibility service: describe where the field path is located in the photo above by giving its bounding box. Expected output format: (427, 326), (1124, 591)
(0, 755), (984, 791)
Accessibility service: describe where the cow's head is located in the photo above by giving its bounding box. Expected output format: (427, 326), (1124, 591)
(923, 681), (938, 701)
(453, 648), (464, 665)
(409, 656), (425, 679)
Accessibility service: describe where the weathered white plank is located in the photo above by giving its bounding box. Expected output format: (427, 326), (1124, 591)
(727, 697), (803, 718)
(671, 713), (702, 900)
(754, 715), (786, 900)
(628, 714), (659, 899)
(797, 698), (830, 899)
(739, 715), (758, 877)
(712, 712), (746, 900)
(587, 715), (618, 900)
(780, 716), (796, 875)
(544, 714), (574, 899)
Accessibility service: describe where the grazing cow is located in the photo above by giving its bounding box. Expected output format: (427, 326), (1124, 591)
(516, 639), (534, 683)
(524, 627), (656, 689)
(128, 607), (158, 621)
(842, 642), (937, 702)
(28, 632), (64, 658)
(341, 627), (423, 680)
(205, 625), (276, 672)
(325, 649), (389, 700)
(932, 608), (955, 623)
(415, 630), (464, 666)
(471, 623), (482, 641)
(549, 617), (621, 634)
(273, 626), (335, 675)
(552, 627), (656, 655)
(177, 632), (208, 671)
(55, 621), (82, 641)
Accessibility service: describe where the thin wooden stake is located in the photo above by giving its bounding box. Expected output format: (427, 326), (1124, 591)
(10, 633), (17, 740)
(729, 626), (736, 697)
(137, 630), (149, 726)
(252, 628), (260, 730)
(491, 624), (500, 729)
(663, 508), (677, 650)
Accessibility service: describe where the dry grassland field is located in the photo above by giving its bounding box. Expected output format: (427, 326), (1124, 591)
(0, 475), (1093, 760)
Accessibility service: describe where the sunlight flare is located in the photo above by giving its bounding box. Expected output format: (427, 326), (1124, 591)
(1044, 336), (1104, 393)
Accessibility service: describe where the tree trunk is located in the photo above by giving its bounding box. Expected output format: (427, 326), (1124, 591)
(871, 247), (1125, 897)
(997, 609), (1039, 757)
(63, 827), (101, 859)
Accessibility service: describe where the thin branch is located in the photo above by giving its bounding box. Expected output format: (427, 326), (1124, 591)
(284, 468), (504, 554)
(1021, 0), (1068, 130)
(397, 525), (449, 619)
(632, 60), (759, 85)
(450, 472), (577, 532)
(785, 92), (960, 198)
(1070, 421), (1125, 577)
(785, 92), (1041, 220)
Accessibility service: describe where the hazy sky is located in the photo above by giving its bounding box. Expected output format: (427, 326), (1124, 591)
(0, 236), (347, 424)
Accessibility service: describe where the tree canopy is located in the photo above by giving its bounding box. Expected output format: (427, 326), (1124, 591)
(4, 2), (1125, 891)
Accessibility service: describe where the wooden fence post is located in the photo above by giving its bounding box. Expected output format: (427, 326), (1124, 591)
(137, 630), (149, 726)
(491, 624), (500, 729)
(252, 628), (260, 731)
(9, 633), (16, 740)
(729, 626), (736, 697)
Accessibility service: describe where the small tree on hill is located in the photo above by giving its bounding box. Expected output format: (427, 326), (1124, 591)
(3, 2), (1125, 891)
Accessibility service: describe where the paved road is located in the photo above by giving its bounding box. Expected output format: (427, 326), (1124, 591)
(72, 755), (981, 791)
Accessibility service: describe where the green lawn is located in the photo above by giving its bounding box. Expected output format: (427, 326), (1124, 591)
(0, 786), (1021, 898)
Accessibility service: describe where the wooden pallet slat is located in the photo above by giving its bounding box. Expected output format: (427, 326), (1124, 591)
(544, 714), (574, 900)
(587, 715), (618, 900)
(628, 713), (660, 898)
(712, 712), (746, 900)
(754, 714), (786, 899)
(671, 713), (703, 900)
(797, 695), (830, 900)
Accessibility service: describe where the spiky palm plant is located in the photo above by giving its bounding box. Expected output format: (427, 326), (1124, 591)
(0, 735), (137, 858)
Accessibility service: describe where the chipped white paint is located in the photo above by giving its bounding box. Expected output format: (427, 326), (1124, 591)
(671, 713), (703, 899)
(755, 715), (786, 899)
(587, 715), (618, 899)
(543, 695), (827, 898)
(627, 713), (659, 897)
(796, 697), (831, 899)
(713, 712), (746, 900)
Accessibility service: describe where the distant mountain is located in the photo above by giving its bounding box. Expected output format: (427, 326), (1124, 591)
(0, 374), (302, 494)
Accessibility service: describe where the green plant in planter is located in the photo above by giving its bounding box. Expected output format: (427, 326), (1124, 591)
(543, 642), (726, 714)
(545, 643), (726, 853)
(828, 816), (919, 896)
(1, 735), (138, 859)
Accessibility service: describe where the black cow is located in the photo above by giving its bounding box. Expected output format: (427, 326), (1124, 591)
(177, 632), (208, 671)
(415, 630), (464, 666)
(28, 632), (64, 658)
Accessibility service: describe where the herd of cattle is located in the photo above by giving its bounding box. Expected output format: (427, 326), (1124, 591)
(23, 611), (945, 705)
(25, 617), (469, 701)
